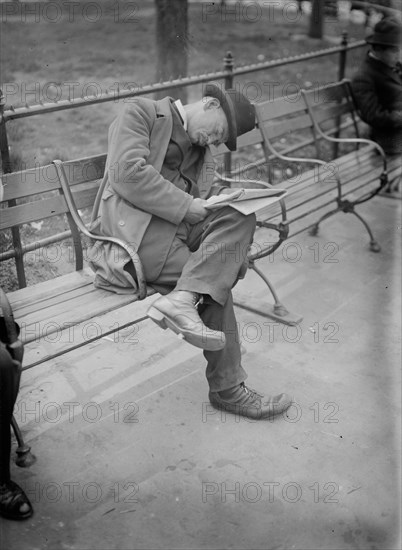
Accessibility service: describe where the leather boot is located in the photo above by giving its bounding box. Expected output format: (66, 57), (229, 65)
(147, 291), (226, 351)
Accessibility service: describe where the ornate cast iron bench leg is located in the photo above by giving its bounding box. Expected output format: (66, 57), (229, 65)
(234, 221), (303, 326)
(310, 199), (381, 253)
(339, 198), (381, 253)
(11, 416), (35, 468)
(309, 206), (342, 237)
(247, 260), (303, 326)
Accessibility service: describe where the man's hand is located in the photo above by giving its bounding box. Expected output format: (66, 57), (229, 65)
(183, 198), (209, 224)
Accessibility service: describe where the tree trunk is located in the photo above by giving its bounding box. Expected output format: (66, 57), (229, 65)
(308, 0), (324, 39)
(155, 0), (188, 103)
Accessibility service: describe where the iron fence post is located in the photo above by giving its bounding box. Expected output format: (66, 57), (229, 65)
(223, 51), (234, 176)
(0, 89), (12, 174)
(0, 89), (27, 288)
(333, 31), (349, 158)
(338, 31), (348, 81)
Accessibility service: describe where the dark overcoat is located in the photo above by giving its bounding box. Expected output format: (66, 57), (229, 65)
(89, 97), (218, 292)
(351, 53), (402, 154)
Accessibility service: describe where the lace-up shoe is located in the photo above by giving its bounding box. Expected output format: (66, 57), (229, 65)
(209, 382), (292, 420)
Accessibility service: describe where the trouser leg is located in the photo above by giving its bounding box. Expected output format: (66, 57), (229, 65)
(0, 346), (20, 482)
(200, 293), (247, 392)
(147, 208), (254, 391)
(174, 207), (256, 306)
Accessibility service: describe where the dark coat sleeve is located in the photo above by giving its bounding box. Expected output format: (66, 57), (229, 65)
(107, 100), (193, 226)
(351, 68), (402, 130)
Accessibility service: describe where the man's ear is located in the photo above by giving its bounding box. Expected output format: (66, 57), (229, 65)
(203, 97), (220, 111)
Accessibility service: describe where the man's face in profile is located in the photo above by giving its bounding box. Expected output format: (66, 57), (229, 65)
(186, 98), (229, 148)
(374, 45), (401, 67)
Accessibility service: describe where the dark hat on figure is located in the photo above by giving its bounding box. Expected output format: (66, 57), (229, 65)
(366, 17), (401, 47)
(203, 83), (256, 151)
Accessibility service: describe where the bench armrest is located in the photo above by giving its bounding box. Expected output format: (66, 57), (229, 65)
(257, 129), (343, 198)
(53, 160), (148, 299)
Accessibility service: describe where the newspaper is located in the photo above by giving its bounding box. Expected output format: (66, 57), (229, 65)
(205, 188), (287, 216)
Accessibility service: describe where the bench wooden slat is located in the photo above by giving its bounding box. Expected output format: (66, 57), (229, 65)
(20, 294), (156, 370)
(262, 145), (377, 199)
(19, 295), (140, 344)
(295, 153), (381, 207)
(313, 101), (355, 124)
(337, 154), (383, 182)
(256, 96), (307, 121)
(1, 164), (59, 200)
(14, 280), (103, 319)
(0, 194), (68, 229)
(236, 127), (263, 148)
(0, 187), (99, 229)
(1, 176), (102, 204)
(226, 117), (357, 180)
(262, 113), (313, 140)
(212, 128), (264, 158)
(273, 144), (382, 191)
(256, 102), (356, 146)
(16, 276), (150, 322)
(59, 154), (107, 186)
(1, 165), (61, 201)
(1, 156), (106, 202)
(302, 82), (349, 103)
(16, 286), (149, 344)
(8, 268), (95, 311)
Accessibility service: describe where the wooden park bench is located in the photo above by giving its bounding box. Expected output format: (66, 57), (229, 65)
(0, 78), (395, 465)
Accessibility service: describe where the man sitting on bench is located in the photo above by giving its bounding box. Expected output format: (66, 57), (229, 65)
(91, 83), (292, 420)
(351, 17), (402, 156)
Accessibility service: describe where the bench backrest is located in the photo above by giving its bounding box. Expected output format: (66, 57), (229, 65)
(301, 79), (360, 145)
(253, 79), (361, 183)
(254, 92), (317, 184)
(211, 126), (265, 182)
(0, 155), (106, 288)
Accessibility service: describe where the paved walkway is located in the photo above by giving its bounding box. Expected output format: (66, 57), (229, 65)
(1, 193), (401, 550)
